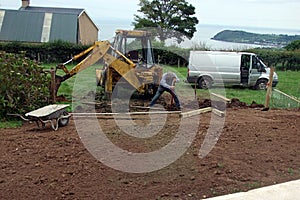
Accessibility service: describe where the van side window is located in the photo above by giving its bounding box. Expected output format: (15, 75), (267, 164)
(252, 56), (259, 69)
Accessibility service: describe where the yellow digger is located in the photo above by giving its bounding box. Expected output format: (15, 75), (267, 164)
(50, 29), (163, 102)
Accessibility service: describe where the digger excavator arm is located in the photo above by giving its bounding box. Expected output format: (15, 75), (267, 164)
(51, 40), (140, 101)
(56, 41), (110, 79)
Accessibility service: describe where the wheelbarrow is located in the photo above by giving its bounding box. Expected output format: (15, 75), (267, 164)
(8, 104), (71, 131)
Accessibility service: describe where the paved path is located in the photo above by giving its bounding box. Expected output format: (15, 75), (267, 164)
(206, 179), (300, 200)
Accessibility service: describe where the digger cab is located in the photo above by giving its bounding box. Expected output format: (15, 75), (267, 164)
(97, 29), (162, 98)
(112, 30), (155, 69)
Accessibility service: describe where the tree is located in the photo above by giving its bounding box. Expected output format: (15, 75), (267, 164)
(285, 40), (300, 51)
(133, 0), (199, 44)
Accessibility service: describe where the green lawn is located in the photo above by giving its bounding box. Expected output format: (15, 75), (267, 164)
(166, 65), (299, 106)
(43, 63), (104, 100)
(276, 70), (300, 98)
(48, 63), (299, 107)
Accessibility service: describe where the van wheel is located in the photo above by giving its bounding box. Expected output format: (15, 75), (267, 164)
(198, 77), (212, 89)
(255, 79), (268, 90)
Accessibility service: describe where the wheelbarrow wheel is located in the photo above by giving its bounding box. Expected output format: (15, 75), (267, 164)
(58, 111), (70, 127)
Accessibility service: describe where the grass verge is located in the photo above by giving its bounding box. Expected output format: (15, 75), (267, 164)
(0, 120), (23, 129)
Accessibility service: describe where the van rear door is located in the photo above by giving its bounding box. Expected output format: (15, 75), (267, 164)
(240, 54), (251, 84)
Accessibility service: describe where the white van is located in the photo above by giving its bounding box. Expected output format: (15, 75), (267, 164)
(187, 51), (278, 90)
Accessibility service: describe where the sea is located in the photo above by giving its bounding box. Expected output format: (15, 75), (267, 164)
(95, 19), (300, 50)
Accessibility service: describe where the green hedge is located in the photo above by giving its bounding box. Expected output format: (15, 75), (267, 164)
(245, 48), (300, 71)
(153, 47), (189, 66)
(0, 41), (89, 63)
(1, 41), (299, 70)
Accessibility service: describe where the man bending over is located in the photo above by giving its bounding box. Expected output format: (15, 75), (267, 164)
(149, 71), (181, 110)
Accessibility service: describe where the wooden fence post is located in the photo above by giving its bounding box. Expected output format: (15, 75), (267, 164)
(263, 66), (274, 111)
(50, 68), (56, 104)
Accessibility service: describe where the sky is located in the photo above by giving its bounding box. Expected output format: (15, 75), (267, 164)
(0, 0), (299, 38)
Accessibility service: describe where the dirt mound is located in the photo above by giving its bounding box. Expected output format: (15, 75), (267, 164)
(72, 96), (261, 113)
(198, 98), (264, 110)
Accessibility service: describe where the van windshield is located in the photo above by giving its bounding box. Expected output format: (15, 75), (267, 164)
(253, 56), (267, 70)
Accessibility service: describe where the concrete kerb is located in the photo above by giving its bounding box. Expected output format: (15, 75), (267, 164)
(205, 179), (300, 200)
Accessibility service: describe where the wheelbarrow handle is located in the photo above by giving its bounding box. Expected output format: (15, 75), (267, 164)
(7, 113), (29, 121)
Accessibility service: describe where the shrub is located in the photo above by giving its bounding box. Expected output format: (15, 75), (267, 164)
(0, 52), (50, 118)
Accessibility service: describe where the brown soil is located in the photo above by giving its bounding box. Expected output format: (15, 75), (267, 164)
(1, 100), (300, 200)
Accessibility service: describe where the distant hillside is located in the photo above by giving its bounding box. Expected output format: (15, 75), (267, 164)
(212, 30), (300, 47)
